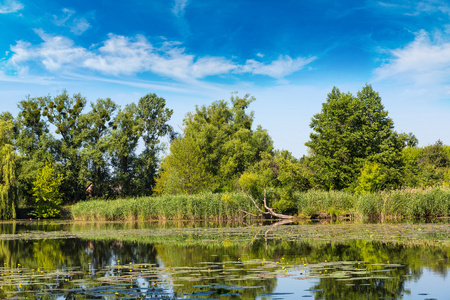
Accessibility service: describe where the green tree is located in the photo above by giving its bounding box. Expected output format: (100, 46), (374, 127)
(0, 118), (17, 219)
(109, 103), (141, 196)
(79, 98), (117, 197)
(43, 91), (87, 202)
(134, 93), (173, 195)
(159, 93), (273, 194)
(305, 85), (405, 190)
(31, 163), (64, 218)
(15, 96), (56, 205)
(155, 136), (212, 195)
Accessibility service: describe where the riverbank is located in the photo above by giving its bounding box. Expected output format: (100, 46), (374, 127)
(70, 187), (450, 221)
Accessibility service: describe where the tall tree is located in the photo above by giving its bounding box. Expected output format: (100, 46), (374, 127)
(79, 98), (117, 197)
(157, 93), (273, 194)
(109, 103), (141, 196)
(305, 85), (405, 190)
(15, 96), (55, 204)
(135, 93), (173, 195)
(43, 91), (87, 201)
(0, 118), (17, 219)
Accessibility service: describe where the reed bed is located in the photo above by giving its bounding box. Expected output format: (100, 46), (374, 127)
(71, 193), (257, 221)
(71, 188), (450, 221)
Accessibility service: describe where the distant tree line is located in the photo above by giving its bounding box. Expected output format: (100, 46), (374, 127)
(1, 85), (450, 219)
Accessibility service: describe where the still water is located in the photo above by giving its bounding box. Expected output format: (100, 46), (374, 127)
(0, 220), (448, 299)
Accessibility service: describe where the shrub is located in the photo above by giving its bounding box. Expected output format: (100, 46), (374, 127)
(31, 163), (64, 218)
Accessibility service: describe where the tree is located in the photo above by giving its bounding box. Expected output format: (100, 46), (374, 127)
(157, 93), (273, 194)
(43, 91), (87, 201)
(305, 85), (405, 190)
(155, 136), (211, 195)
(15, 96), (55, 205)
(0, 118), (17, 219)
(79, 98), (118, 197)
(31, 163), (64, 218)
(109, 103), (141, 196)
(134, 94), (173, 195)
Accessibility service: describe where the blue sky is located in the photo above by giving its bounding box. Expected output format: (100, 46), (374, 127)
(1, 0), (450, 157)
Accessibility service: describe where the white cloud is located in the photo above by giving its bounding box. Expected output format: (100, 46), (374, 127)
(6, 31), (315, 82)
(377, 0), (450, 16)
(0, 0), (23, 13)
(10, 29), (90, 72)
(172, 0), (188, 17)
(71, 18), (90, 35)
(374, 29), (450, 85)
(53, 8), (90, 35)
(240, 55), (317, 79)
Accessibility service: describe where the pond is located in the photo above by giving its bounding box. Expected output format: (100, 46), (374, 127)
(0, 220), (449, 299)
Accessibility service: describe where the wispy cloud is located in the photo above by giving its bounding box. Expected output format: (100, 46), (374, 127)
(53, 8), (90, 35)
(374, 29), (450, 85)
(377, 0), (450, 16)
(6, 31), (315, 83)
(239, 55), (317, 79)
(10, 29), (89, 73)
(172, 0), (188, 17)
(0, 0), (23, 14)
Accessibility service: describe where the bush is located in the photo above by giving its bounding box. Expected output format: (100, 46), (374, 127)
(31, 163), (64, 218)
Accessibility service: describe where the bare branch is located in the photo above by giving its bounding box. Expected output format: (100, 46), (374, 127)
(261, 188), (294, 219)
(241, 190), (266, 214)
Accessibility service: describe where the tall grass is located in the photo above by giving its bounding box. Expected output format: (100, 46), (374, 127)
(71, 193), (257, 221)
(353, 187), (450, 220)
(294, 190), (354, 217)
(71, 188), (450, 221)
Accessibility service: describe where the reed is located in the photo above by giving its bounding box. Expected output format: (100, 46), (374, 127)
(71, 193), (257, 221)
(71, 188), (450, 221)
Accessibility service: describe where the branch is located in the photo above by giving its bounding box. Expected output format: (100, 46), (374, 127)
(261, 188), (294, 219)
(241, 190), (267, 215)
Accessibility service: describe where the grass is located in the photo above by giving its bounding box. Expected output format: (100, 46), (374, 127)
(70, 188), (450, 221)
(71, 192), (258, 221)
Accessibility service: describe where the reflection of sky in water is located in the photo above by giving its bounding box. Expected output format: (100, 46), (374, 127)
(260, 274), (320, 299)
(266, 268), (450, 300)
(403, 268), (450, 300)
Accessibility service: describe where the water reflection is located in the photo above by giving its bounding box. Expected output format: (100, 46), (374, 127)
(0, 222), (447, 299)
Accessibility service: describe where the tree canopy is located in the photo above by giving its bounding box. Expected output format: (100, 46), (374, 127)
(305, 84), (406, 190)
(156, 93), (273, 194)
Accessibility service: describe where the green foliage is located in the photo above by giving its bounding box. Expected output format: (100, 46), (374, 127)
(354, 162), (386, 194)
(79, 98), (117, 197)
(31, 163), (64, 218)
(43, 91), (87, 202)
(271, 199), (297, 214)
(155, 136), (212, 195)
(305, 85), (405, 190)
(158, 93), (272, 194)
(135, 93), (173, 195)
(15, 96), (56, 207)
(0, 119), (17, 219)
(420, 140), (450, 168)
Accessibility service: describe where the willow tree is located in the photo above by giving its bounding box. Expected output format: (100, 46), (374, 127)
(0, 118), (17, 219)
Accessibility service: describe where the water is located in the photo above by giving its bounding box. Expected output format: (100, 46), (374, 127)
(0, 220), (448, 299)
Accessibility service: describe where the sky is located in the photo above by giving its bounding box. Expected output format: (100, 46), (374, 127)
(1, 0), (450, 157)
